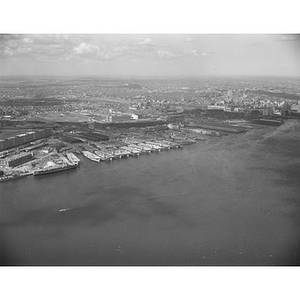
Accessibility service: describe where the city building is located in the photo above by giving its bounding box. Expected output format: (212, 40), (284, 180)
(0, 129), (52, 151)
(0, 152), (34, 167)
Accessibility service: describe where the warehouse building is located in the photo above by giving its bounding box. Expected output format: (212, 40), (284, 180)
(76, 131), (110, 142)
(0, 152), (34, 168)
(0, 129), (52, 151)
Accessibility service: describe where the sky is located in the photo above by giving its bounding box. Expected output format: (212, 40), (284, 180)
(0, 34), (300, 78)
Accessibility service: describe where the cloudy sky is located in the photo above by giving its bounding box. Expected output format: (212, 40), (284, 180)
(0, 34), (300, 77)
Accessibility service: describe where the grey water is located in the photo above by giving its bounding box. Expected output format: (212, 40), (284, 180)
(1, 121), (300, 265)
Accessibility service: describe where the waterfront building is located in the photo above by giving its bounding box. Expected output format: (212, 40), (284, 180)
(0, 129), (52, 151)
(0, 152), (34, 167)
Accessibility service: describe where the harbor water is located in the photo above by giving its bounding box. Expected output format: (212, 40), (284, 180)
(1, 120), (300, 265)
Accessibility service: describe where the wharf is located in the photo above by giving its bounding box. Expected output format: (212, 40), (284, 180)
(187, 123), (248, 133)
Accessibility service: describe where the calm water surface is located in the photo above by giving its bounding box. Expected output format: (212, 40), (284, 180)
(1, 120), (300, 265)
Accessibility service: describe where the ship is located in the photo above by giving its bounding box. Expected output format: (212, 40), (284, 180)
(111, 148), (124, 159)
(33, 164), (77, 176)
(100, 149), (115, 160)
(137, 143), (152, 153)
(143, 142), (161, 151)
(82, 151), (101, 162)
(127, 144), (145, 153)
(159, 140), (181, 149)
(145, 141), (163, 150)
(121, 146), (140, 156)
(66, 152), (80, 165)
(94, 150), (106, 161)
(118, 148), (131, 157)
(126, 146), (141, 155)
(0, 172), (29, 183)
(94, 150), (113, 161)
(154, 141), (171, 150)
(59, 208), (72, 212)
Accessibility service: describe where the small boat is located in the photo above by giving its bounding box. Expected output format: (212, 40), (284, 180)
(59, 208), (71, 212)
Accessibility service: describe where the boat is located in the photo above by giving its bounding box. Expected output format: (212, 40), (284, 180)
(112, 149), (123, 159)
(66, 152), (80, 165)
(143, 142), (161, 151)
(0, 173), (29, 183)
(125, 146), (141, 155)
(59, 208), (71, 212)
(94, 150), (107, 161)
(156, 141), (171, 149)
(33, 164), (77, 176)
(160, 140), (180, 149)
(127, 144), (145, 153)
(173, 138), (195, 145)
(121, 146), (140, 156)
(82, 151), (101, 162)
(137, 143), (152, 152)
(118, 148), (131, 157)
(94, 150), (113, 161)
(145, 141), (163, 149)
(100, 150), (115, 160)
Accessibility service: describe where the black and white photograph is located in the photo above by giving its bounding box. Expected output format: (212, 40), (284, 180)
(1, 32), (300, 267)
(1, 1), (300, 299)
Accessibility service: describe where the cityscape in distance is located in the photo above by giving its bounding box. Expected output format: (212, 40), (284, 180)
(1, 34), (300, 266)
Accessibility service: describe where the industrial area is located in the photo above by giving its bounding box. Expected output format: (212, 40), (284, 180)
(0, 109), (286, 183)
(1, 76), (299, 183)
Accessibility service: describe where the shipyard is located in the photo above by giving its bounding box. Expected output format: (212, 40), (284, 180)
(2, 0), (300, 296)
(1, 30), (300, 273)
(1, 76), (299, 183)
(0, 122), (193, 182)
(3, 6), (300, 300)
(0, 107), (290, 183)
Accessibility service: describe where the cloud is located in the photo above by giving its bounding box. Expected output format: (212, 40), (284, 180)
(0, 34), (91, 60)
(93, 37), (158, 62)
(201, 51), (214, 57)
(277, 35), (299, 42)
(0, 34), (214, 64)
(136, 37), (154, 46)
(184, 49), (202, 57)
(1, 35), (53, 59)
(156, 50), (177, 59)
(73, 42), (100, 56)
(3, 47), (13, 56)
(180, 49), (214, 59)
(186, 36), (204, 43)
(155, 48), (214, 61)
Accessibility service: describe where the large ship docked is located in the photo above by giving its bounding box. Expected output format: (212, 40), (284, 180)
(33, 164), (77, 176)
(118, 148), (131, 157)
(120, 146), (140, 156)
(111, 148), (123, 159)
(143, 142), (161, 151)
(94, 150), (112, 161)
(137, 143), (153, 152)
(127, 144), (145, 153)
(99, 149), (115, 160)
(0, 172), (30, 183)
(66, 152), (80, 165)
(82, 151), (101, 162)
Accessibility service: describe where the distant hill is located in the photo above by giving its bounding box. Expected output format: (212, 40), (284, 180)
(250, 89), (300, 101)
(118, 83), (143, 89)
